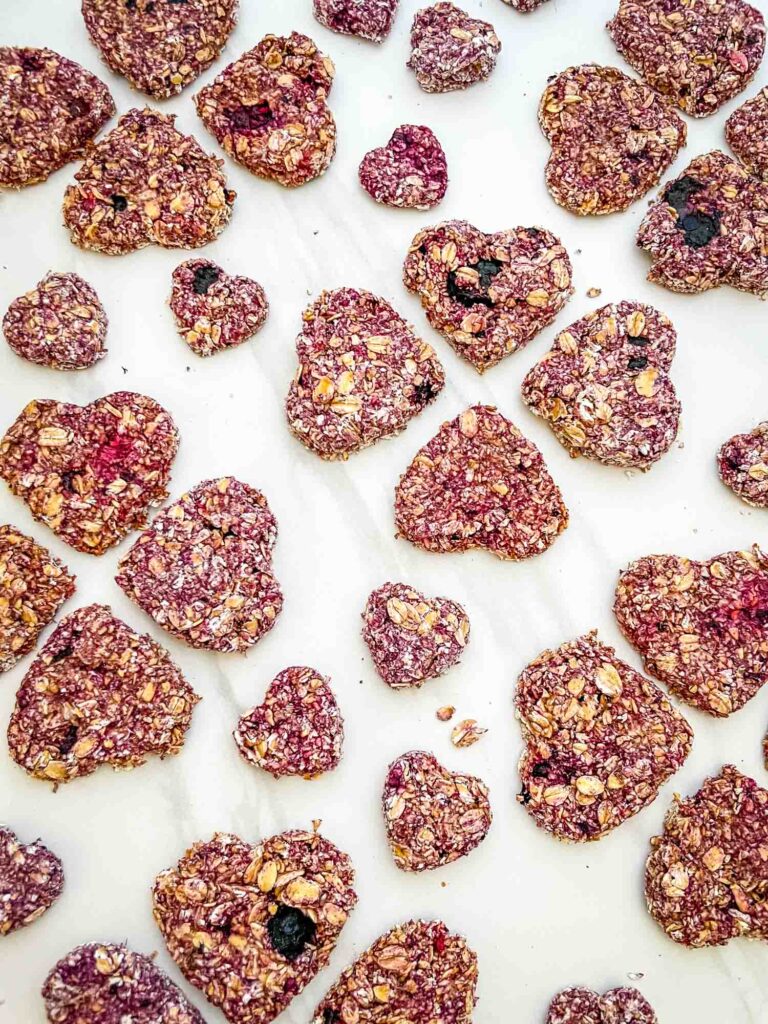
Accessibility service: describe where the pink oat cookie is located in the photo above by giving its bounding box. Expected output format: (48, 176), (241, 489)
(234, 666), (344, 778)
(516, 632), (692, 843)
(170, 259), (268, 357)
(154, 830), (357, 1024)
(362, 582), (470, 689)
(404, 220), (572, 372)
(408, 3), (501, 93)
(63, 108), (235, 255)
(608, 0), (766, 117)
(502, 0), (549, 9)
(726, 87), (768, 180)
(286, 287), (444, 459)
(1, 826), (63, 935)
(521, 301), (681, 470)
(395, 405), (569, 561)
(116, 477), (283, 653)
(539, 64), (687, 216)
(614, 546), (768, 717)
(546, 986), (658, 1024)
(314, 0), (400, 41)
(0, 47), (114, 190)
(718, 421), (768, 509)
(360, 125), (448, 210)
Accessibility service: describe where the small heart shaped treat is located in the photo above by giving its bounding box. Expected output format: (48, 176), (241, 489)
(154, 830), (357, 1024)
(1, 826), (63, 935)
(615, 546), (768, 717)
(362, 582), (470, 689)
(546, 986), (658, 1024)
(726, 87), (768, 182)
(234, 666), (344, 778)
(7, 604), (200, 785)
(0, 391), (179, 556)
(195, 33), (336, 188)
(314, 0), (400, 41)
(170, 259), (268, 357)
(521, 301), (681, 470)
(286, 288), (444, 459)
(404, 219), (572, 372)
(717, 421), (768, 509)
(360, 125), (447, 210)
(646, 765), (768, 947)
(116, 477), (283, 653)
(312, 919), (478, 1024)
(515, 632), (692, 843)
(408, 2), (501, 94)
(395, 405), (569, 561)
(383, 750), (492, 871)
(63, 108), (235, 256)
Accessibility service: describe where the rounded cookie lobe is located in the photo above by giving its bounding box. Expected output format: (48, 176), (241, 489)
(359, 124), (448, 210)
(314, 0), (400, 41)
(0, 826), (64, 935)
(170, 259), (268, 357)
(546, 985), (658, 1024)
(718, 421), (768, 508)
(726, 87), (768, 181)
(407, 2), (501, 93)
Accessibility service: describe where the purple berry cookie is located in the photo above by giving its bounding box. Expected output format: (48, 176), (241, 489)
(726, 86), (768, 181)
(360, 124), (447, 210)
(408, 2), (501, 93)
(314, 0), (400, 41)
(547, 986), (658, 1024)
(170, 259), (268, 357)
(718, 421), (768, 508)
(1, 826), (64, 935)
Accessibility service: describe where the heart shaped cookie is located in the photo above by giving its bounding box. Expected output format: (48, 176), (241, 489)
(614, 546), (768, 716)
(717, 421), (768, 509)
(359, 125), (447, 210)
(521, 301), (681, 469)
(285, 287), (444, 459)
(404, 219), (573, 372)
(394, 405), (569, 560)
(516, 632), (692, 842)
(408, 3), (501, 93)
(383, 750), (492, 871)
(547, 986), (658, 1024)
(116, 477), (283, 653)
(153, 830), (357, 1024)
(234, 666), (344, 778)
(170, 259), (268, 357)
(314, 0), (400, 41)
(726, 87), (768, 182)
(0, 391), (179, 556)
(0, 826), (63, 935)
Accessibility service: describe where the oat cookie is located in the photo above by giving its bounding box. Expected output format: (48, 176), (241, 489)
(539, 64), (687, 216)
(195, 33), (336, 188)
(314, 0), (400, 41)
(637, 151), (768, 297)
(726, 87), (768, 181)
(395, 405), (569, 560)
(718, 421), (768, 509)
(170, 259), (268, 357)
(404, 220), (572, 372)
(1, 826), (63, 935)
(154, 830), (357, 1024)
(362, 582), (470, 689)
(0, 47), (114, 190)
(360, 125), (448, 210)
(234, 666), (344, 778)
(312, 919), (478, 1024)
(82, 0), (238, 99)
(546, 986), (658, 1024)
(614, 546), (768, 716)
(502, 0), (548, 9)
(521, 301), (681, 470)
(516, 632), (692, 843)
(116, 477), (283, 653)
(608, 0), (766, 117)
(286, 287), (444, 459)
(42, 942), (205, 1023)
(63, 108), (235, 255)
(408, 2), (501, 93)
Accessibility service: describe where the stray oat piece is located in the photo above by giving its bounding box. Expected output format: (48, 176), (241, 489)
(153, 830), (357, 1024)
(718, 421), (768, 509)
(521, 300), (681, 470)
(726, 87), (768, 181)
(116, 477), (283, 653)
(7, 604), (199, 785)
(360, 125), (448, 210)
(394, 405), (569, 560)
(451, 718), (487, 748)
(0, 47), (114, 190)
(314, 0), (400, 41)
(546, 986), (658, 1024)
(234, 666), (344, 778)
(312, 919), (478, 1024)
(614, 546), (768, 717)
(0, 826), (63, 936)
(408, 2), (501, 93)
(437, 705), (455, 721)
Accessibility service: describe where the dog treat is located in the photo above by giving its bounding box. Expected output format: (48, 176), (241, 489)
(234, 666), (344, 778)
(502, 0), (548, 9)
(82, 0), (238, 99)
(153, 830), (357, 1024)
(521, 301), (681, 470)
(404, 220), (572, 372)
(0, 826), (63, 935)
(195, 33), (336, 188)
(313, 0), (399, 41)
(359, 125), (448, 210)
(286, 287), (444, 459)
(546, 987), (658, 1024)
(646, 765), (768, 947)
(614, 546), (768, 717)
(608, 0), (766, 117)
(726, 87), (768, 180)
(312, 919), (478, 1024)
(63, 108), (235, 255)
(718, 421), (768, 508)
(539, 64), (687, 216)
(362, 582), (470, 689)
(383, 750), (492, 871)
(170, 259), (268, 357)
(116, 477), (283, 653)
(516, 632), (692, 843)
(395, 405), (569, 560)
(0, 47), (114, 189)
(42, 942), (205, 1023)
(408, 2), (501, 93)
(637, 151), (768, 297)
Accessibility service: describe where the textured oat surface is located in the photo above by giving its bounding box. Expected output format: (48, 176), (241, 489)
(314, 0), (400, 41)
(408, 2), (501, 93)
(0, 825), (64, 935)
(359, 124), (448, 210)
(546, 986), (658, 1023)
(726, 86), (768, 181)
(718, 421), (768, 509)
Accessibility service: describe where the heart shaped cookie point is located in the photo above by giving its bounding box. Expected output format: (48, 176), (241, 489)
(547, 986), (658, 1024)
(717, 421), (768, 508)
(360, 125), (447, 210)
(170, 259), (268, 357)
(314, 0), (400, 41)
(0, 827), (63, 935)
(408, 3), (501, 93)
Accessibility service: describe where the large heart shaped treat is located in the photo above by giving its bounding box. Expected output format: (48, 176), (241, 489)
(1, 826), (64, 935)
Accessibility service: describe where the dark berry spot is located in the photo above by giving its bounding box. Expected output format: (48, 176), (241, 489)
(322, 1011), (341, 1024)
(60, 471), (79, 493)
(413, 380), (438, 405)
(125, 0), (136, 7)
(20, 53), (44, 72)
(519, 786), (532, 805)
(628, 356), (649, 370)
(51, 644), (74, 664)
(628, 335), (650, 347)
(67, 98), (89, 118)
(680, 211), (720, 249)
(531, 760), (550, 778)
(192, 264), (220, 295)
(726, 456), (741, 471)
(146, 1), (156, 10)
(447, 258), (503, 308)
(227, 102), (273, 132)
(664, 175), (703, 214)
(656, 622), (669, 633)
(58, 724), (78, 755)
(111, 194), (128, 212)
(267, 904), (317, 960)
